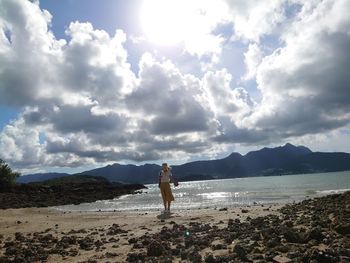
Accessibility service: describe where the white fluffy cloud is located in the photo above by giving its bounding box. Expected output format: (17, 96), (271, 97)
(245, 0), (350, 136)
(224, 0), (286, 42)
(243, 43), (263, 80)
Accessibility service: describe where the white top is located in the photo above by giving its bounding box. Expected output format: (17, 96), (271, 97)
(159, 169), (172, 183)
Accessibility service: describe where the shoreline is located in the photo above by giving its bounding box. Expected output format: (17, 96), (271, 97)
(1, 192), (349, 262)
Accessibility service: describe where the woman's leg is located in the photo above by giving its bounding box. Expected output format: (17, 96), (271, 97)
(167, 201), (171, 211)
(163, 199), (167, 210)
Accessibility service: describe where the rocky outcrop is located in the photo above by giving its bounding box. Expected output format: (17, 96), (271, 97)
(0, 181), (146, 209)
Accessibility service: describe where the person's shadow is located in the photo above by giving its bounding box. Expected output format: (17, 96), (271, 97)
(156, 212), (174, 220)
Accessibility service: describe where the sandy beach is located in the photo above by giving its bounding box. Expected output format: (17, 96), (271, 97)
(1, 192), (349, 262)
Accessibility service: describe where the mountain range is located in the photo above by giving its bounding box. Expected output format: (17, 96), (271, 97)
(18, 143), (350, 184)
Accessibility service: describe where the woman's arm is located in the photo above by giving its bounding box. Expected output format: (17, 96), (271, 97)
(170, 172), (179, 186)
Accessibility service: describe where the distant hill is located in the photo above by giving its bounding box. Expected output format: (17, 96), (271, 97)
(17, 172), (70, 184)
(29, 174), (109, 186)
(20, 143), (350, 184)
(76, 163), (161, 184)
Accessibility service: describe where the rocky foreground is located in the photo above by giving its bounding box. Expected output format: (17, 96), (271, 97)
(0, 181), (146, 209)
(0, 191), (349, 262)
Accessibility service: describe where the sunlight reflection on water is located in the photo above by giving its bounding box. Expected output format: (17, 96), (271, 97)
(55, 171), (350, 212)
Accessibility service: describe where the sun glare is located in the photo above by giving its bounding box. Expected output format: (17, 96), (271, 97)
(141, 0), (188, 45)
(140, 0), (227, 46)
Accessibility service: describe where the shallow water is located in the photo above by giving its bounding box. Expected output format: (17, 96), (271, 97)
(55, 171), (350, 212)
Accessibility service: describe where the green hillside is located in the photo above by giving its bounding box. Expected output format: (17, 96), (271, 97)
(31, 174), (109, 186)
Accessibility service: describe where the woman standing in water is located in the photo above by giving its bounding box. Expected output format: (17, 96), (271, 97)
(158, 163), (178, 214)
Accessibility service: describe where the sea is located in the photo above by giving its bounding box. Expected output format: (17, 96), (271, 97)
(55, 171), (350, 212)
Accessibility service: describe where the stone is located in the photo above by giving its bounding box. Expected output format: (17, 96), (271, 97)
(334, 224), (350, 235)
(147, 240), (165, 257)
(306, 227), (325, 242)
(283, 228), (306, 243)
(205, 254), (217, 263)
(234, 244), (247, 261)
(15, 232), (25, 242)
(78, 237), (94, 251)
(273, 255), (292, 263)
(266, 237), (281, 248)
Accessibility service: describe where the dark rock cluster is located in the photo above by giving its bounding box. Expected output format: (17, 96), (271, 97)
(0, 182), (146, 209)
(0, 191), (349, 262)
(0, 224), (128, 263)
(124, 192), (350, 262)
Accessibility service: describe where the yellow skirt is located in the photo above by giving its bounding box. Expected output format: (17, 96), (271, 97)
(160, 182), (174, 201)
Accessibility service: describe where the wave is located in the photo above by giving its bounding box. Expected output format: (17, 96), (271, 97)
(316, 189), (350, 195)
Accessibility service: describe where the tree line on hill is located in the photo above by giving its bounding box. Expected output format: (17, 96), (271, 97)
(0, 159), (20, 190)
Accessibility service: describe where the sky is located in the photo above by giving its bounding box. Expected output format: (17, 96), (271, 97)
(0, 0), (349, 174)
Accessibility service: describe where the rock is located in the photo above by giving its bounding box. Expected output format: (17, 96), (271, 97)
(275, 245), (290, 253)
(147, 240), (165, 257)
(334, 224), (350, 235)
(251, 232), (261, 241)
(306, 227), (325, 242)
(171, 247), (180, 256)
(250, 217), (265, 228)
(128, 237), (138, 244)
(273, 255), (292, 263)
(187, 246), (202, 263)
(234, 244), (247, 261)
(15, 232), (25, 242)
(133, 242), (144, 249)
(205, 254), (217, 263)
(261, 227), (275, 240)
(219, 208), (227, 211)
(107, 224), (127, 235)
(5, 245), (20, 256)
(127, 252), (146, 262)
(38, 233), (57, 243)
(303, 248), (339, 263)
(283, 228), (307, 243)
(266, 237), (281, 248)
(68, 248), (78, 257)
(60, 235), (77, 245)
(94, 240), (103, 247)
(0, 182), (146, 209)
(78, 237), (95, 250)
(108, 237), (119, 243)
(241, 209), (249, 213)
(105, 252), (118, 258)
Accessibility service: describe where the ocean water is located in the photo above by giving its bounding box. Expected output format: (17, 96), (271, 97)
(55, 171), (350, 212)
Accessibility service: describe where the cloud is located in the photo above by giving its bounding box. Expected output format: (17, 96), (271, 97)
(245, 0), (350, 137)
(128, 54), (218, 135)
(203, 69), (255, 124)
(1, 0), (350, 172)
(0, 0), (63, 106)
(0, 118), (46, 168)
(243, 43), (263, 80)
(224, 0), (286, 42)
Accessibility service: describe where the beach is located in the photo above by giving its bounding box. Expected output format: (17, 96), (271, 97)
(1, 191), (349, 262)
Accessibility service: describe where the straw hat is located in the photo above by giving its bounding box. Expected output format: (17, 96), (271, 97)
(162, 163), (170, 169)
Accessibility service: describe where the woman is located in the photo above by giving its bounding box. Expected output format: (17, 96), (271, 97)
(158, 163), (178, 214)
